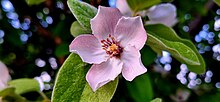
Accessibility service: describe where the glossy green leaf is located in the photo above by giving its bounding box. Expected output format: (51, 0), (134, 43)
(8, 78), (40, 95)
(0, 87), (26, 102)
(52, 53), (118, 102)
(214, 0), (220, 6)
(145, 24), (205, 74)
(70, 21), (91, 37)
(126, 73), (153, 102)
(67, 0), (97, 31)
(126, 0), (161, 12)
(25, 0), (45, 6)
(151, 98), (162, 102)
(147, 32), (199, 65)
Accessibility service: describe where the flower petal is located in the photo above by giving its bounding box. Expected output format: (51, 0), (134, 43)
(69, 34), (108, 64)
(146, 3), (177, 27)
(114, 16), (147, 50)
(116, 0), (132, 16)
(86, 57), (123, 91)
(0, 61), (10, 90)
(0, 82), (6, 90)
(121, 45), (147, 81)
(91, 6), (122, 41)
(145, 18), (178, 27)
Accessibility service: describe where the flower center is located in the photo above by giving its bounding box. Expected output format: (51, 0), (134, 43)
(101, 35), (122, 57)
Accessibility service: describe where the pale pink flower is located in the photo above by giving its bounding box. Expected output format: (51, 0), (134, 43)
(146, 3), (177, 27)
(69, 6), (147, 91)
(0, 61), (10, 90)
(116, 0), (177, 27)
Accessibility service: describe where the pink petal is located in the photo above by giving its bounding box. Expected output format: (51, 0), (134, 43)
(121, 45), (147, 81)
(91, 6), (122, 41)
(0, 61), (10, 86)
(147, 3), (176, 21)
(69, 34), (108, 64)
(114, 16), (147, 50)
(0, 82), (7, 90)
(146, 3), (177, 27)
(86, 57), (123, 91)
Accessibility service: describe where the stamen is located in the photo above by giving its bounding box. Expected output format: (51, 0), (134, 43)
(111, 37), (116, 44)
(106, 38), (111, 43)
(101, 35), (123, 57)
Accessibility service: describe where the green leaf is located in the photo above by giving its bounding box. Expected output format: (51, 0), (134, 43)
(67, 0), (97, 31)
(8, 78), (40, 94)
(0, 87), (26, 102)
(145, 24), (206, 74)
(126, 0), (161, 12)
(52, 53), (118, 102)
(70, 21), (91, 37)
(214, 0), (220, 6)
(52, 53), (88, 102)
(141, 46), (157, 66)
(126, 73), (153, 102)
(80, 78), (118, 102)
(151, 98), (162, 102)
(25, 0), (45, 6)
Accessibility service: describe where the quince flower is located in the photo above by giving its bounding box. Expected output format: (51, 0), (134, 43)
(146, 3), (177, 27)
(116, 0), (177, 27)
(0, 61), (10, 90)
(69, 6), (147, 91)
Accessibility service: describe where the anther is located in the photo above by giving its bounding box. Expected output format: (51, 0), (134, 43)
(101, 35), (123, 57)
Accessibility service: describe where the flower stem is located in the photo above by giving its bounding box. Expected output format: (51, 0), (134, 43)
(39, 91), (50, 102)
(132, 11), (137, 17)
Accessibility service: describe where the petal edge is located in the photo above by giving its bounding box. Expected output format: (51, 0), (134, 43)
(69, 34), (108, 64)
(114, 16), (147, 50)
(121, 46), (147, 81)
(91, 6), (122, 41)
(86, 58), (123, 91)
